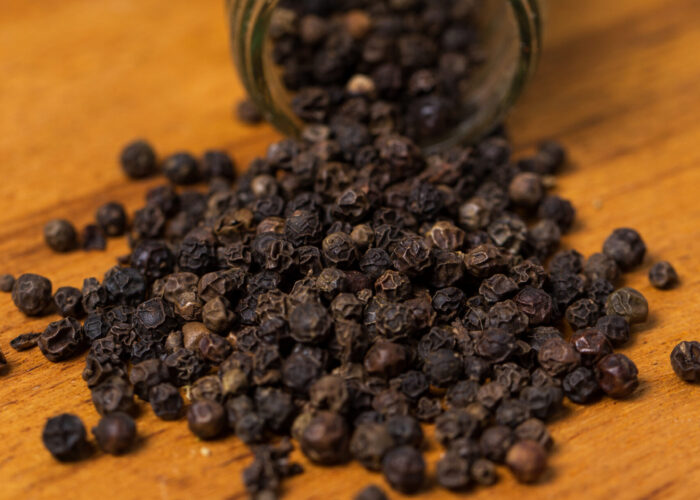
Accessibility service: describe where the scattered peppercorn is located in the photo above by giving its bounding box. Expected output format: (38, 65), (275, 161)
(92, 412), (137, 455)
(0, 274), (15, 292)
(43, 219), (78, 253)
(670, 341), (700, 382)
(42, 413), (89, 461)
(506, 440), (547, 483)
(9, 332), (40, 351)
(649, 261), (679, 290)
(120, 139), (157, 179)
(237, 99), (264, 124)
(354, 485), (387, 500)
(595, 353), (639, 398)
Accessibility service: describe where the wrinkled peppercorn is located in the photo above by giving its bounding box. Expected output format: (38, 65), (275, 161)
(12, 273), (52, 316)
(42, 413), (89, 461)
(605, 287), (648, 324)
(670, 341), (700, 382)
(595, 353), (639, 398)
(649, 261), (679, 290)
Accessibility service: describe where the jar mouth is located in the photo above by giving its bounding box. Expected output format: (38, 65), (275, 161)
(229, 0), (543, 150)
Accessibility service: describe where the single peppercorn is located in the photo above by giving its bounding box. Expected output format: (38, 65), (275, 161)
(596, 314), (630, 347)
(53, 286), (84, 318)
(602, 228), (646, 271)
(187, 399), (226, 440)
(506, 440), (547, 483)
(12, 273), (53, 316)
(605, 287), (648, 324)
(120, 139), (157, 178)
(595, 353), (639, 398)
(670, 341), (700, 382)
(96, 202), (128, 237)
(382, 446), (425, 494)
(0, 273), (15, 292)
(237, 98), (264, 124)
(42, 414), (89, 461)
(163, 152), (200, 185)
(649, 261), (679, 290)
(300, 411), (349, 465)
(44, 219), (78, 252)
(92, 412), (137, 455)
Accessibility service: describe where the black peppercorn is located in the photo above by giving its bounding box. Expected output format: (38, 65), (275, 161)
(382, 446), (425, 494)
(92, 412), (137, 455)
(595, 353), (639, 398)
(96, 202), (128, 237)
(649, 261), (679, 290)
(163, 152), (200, 185)
(187, 399), (226, 440)
(506, 440), (547, 483)
(300, 411), (349, 465)
(120, 139), (157, 178)
(0, 273), (15, 292)
(670, 341), (700, 382)
(53, 286), (85, 318)
(12, 273), (52, 316)
(42, 414), (89, 462)
(44, 219), (78, 252)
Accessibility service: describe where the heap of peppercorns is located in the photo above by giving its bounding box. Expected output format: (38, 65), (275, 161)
(0, 1), (692, 499)
(3, 125), (663, 497)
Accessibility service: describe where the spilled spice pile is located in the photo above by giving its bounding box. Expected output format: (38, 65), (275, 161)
(0, 1), (692, 499)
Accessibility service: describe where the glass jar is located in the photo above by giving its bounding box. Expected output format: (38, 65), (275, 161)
(227, 0), (544, 150)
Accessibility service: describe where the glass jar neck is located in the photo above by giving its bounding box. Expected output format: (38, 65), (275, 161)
(228, 0), (544, 150)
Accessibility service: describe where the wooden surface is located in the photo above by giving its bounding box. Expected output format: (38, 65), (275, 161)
(1, 1), (699, 499)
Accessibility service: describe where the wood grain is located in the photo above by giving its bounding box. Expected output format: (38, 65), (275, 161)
(1, 0), (699, 499)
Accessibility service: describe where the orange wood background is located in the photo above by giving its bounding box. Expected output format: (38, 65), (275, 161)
(1, 1), (699, 499)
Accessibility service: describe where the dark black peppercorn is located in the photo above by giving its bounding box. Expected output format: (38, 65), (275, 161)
(670, 341), (700, 382)
(0, 273), (15, 292)
(382, 446), (425, 494)
(602, 228), (646, 271)
(149, 383), (184, 420)
(44, 219), (78, 252)
(120, 139), (157, 179)
(649, 261), (679, 290)
(96, 202), (128, 237)
(91, 376), (136, 415)
(163, 152), (200, 185)
(237, 98), (264, 124)
(92, 412), (137, 455)
(187, 399), (226, 440)
(596, 314), (630, 347)
(300, 411), (349, 465)
(563, 367), (602, 404)
(42, 414), (89, 462)
(436, 451), (471, 491)
(12, 273), (52, 316)
(595, 353), (639, 398)
(354, 485), (388, 500)
(350, 422), (394, 471)
(38, 317), (85, 362)
(53, 286), (85, 318)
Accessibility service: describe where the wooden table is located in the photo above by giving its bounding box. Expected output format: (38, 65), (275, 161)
(1, 1), (699, 498)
